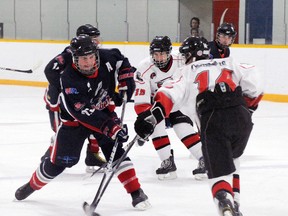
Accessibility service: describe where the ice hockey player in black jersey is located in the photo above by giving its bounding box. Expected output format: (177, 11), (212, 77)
(42, 24), (125, 173)
(208, 22), (237, 59)
(15, 35), (150, 211)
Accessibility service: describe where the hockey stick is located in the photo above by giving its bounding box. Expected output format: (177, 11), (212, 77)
(0, 66), (32, 73)
(83, 135), (139, 216)
(83, 94), (129, 216)
(0, 60), (43, 74)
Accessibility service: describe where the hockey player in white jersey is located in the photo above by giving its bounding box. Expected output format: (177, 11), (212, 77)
(134, 36), (206, 180)
(134, 36), (263, 215)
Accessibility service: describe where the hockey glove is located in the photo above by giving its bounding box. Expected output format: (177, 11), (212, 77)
(101, 118), (129, 143)
(112, 92), (123, 106)
(134, 102), (166, 140)
(115, 124), (129, 143)
(118, 67), (136, 102)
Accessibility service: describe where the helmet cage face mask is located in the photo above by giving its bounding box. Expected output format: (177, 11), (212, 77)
(216, 23), (237, 49)
(150, 36), (172, 68)
(73, 51), (99, 76)
(70, 35), (99, 76)
(151, 51), (171, 68)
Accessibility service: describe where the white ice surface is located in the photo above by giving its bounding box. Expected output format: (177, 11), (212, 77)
(0, 85), (288, 215)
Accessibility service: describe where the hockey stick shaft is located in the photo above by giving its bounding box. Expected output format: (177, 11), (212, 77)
(83, 94), (129, 215)
(83, 135), (139, 216)
(91, 135), (139, 209)
(0, 66), (32, 73)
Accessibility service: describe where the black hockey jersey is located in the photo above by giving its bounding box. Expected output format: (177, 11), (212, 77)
(208, 40), (230, 59)
(59, 48), (132, 134)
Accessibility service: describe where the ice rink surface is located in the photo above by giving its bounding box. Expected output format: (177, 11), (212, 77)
(0, 85), (288, 215)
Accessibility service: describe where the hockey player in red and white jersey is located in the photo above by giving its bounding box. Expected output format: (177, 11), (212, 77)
(134, 36), (206, 180)
(134, 36), (263, 215)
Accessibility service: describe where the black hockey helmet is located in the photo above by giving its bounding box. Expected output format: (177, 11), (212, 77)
(76, 24), (100, 37)
(179, 36), (210, 64)
(216, 22), (237, 49)
(70, 34), (99, 76)
(150, 36), (172, 68)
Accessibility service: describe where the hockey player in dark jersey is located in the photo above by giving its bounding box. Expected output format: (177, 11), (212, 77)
(42, 24), (123, 173)
(15, 35), (150, 210)
(208, 22), (237, 59)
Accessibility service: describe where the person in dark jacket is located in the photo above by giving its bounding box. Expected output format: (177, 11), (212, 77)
(208, 22), (237, 59)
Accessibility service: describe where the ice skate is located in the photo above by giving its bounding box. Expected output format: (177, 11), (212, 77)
(15, 182), (35, 201)
(156, 149), (177, 180)
(192, 156), (207, 180)
(85, 147), (106, 173)
(234, 201), (243, 216)
(131, 188), (151, 210)
(215, 190), (236, 216)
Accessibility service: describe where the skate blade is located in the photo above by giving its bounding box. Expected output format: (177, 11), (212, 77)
(86, 166), (104, 174)
(223, 210), (233, 216)
(221, 207), (235, 216)
(157, 171), (177, 180)
(194, 173), (207, 181)
(134, 200), (152, 210)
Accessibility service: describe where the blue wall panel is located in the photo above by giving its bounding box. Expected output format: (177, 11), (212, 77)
(246, 0), (273, 44)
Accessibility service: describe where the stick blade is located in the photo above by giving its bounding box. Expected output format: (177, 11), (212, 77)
(25, 69), (33, 73)
(83, 201), (101, 216)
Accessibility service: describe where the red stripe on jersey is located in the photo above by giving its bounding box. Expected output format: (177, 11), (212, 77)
(154, 92), (173, 117)
(181, 133), (201, 149)
(134, 103), (152, 115)
(142, 64), (155, 77)
(152, 136), (170, 150)
(244, 94), (263, 108)
(212, 180), (234, 198)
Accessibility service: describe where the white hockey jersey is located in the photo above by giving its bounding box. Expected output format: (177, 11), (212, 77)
(134, 53), (183, 114)
(155, 57), (264, 127)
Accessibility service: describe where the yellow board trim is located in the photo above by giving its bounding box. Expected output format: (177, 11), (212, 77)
(0, 79), (48, 88)
(262, 94), (288, 103)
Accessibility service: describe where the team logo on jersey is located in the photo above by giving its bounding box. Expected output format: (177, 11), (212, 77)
(156, 76), (173, 88)
(150, 72), (156, 79)
(74, 102), (85, 111)
(105, 62), (114, 72)
(93, 93), (111, 110)
(65, 88), (79, 94)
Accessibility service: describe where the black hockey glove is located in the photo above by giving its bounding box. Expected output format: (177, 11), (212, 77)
(134, 102), (166, 140)
(115, 124), (129, 143)
(118, 67), (136, 102)
(101, 118), (129, 143)
(112, 92), (123, 106)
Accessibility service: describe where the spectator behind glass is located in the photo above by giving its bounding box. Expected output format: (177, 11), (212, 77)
(190, 17), (204, 37)
(190, 28), (199, 37)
